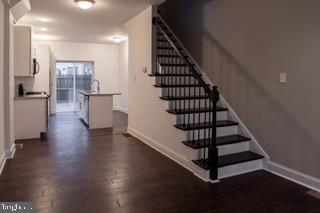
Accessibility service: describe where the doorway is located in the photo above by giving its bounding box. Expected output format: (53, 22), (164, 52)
(56, 61), (94, 112)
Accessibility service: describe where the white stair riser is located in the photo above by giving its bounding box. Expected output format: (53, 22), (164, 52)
(158, 67), (192, 75)
(184, 141), (250, 160)
(176, 111), (227, 123)
(155, 76), (198, 85)
(218, 159), (263, 179)
(157, 58), (185, 65)
(168, 99), (213, 109)
(188, 158), (263, 182)
(157, 49), (178, 55)
(217, 125), (238, 137)
(184, 125), (238, 140)
(160, 87), (206, 97)
(218, 141), (250, 156)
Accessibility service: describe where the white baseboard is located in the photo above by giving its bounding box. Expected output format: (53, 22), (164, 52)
(127, 126), (211, 182)
(265, 161), (320, 192)
(5, 143), (16, 159)
(0, 153), (6, 175)
(113, 106), (128, 114)
(0, 143), (16, 175)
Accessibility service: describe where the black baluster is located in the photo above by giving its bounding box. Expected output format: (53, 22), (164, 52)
(183, 64), (186, 127)
(174, 49), (177, 111)
(178, 65), (181, 114)
(204, 89), (207, 153)
(165, 39), (172, 97)
(209, 86), (219, 180)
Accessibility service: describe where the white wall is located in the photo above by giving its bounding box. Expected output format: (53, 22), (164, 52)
(3, 5), (15, 164)
(0, 0), (6, 170)
(116, 40), (129, 113)
(36, 41), (121, 108)
(7, 11), (14, 154)
(125, 7), (193, 172)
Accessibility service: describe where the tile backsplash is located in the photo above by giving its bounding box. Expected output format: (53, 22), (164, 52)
(15, 77), (35, 95)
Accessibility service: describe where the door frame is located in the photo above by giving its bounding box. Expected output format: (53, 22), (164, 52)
(55, 60), (95, 112)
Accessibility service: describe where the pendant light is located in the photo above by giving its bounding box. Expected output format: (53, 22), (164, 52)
(74, 0), (95, 10)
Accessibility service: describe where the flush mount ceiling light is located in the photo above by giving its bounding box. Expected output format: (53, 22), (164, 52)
(33, 34), (57, 41)
(113, 36), (123, 43)
(39, 17), (50, 22)
(74, 0), (95, 9)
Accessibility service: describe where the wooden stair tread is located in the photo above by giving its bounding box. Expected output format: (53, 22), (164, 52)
(149, 73), (196, 77)
(167, 107), (227, 114)
(192, 151), (264, 170)
(174, 120), (238, 130)
(157, 54), (181, 58)
(160, 95), (209, 101)
(183, 135), (251, 149)
(157, 47), (182, 50)
(154, 84), (208, 88)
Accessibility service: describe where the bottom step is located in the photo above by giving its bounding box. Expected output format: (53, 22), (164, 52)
(192, 151), (264, 170)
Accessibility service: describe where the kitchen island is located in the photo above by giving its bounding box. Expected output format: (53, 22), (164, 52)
(78, 91), (120, 129)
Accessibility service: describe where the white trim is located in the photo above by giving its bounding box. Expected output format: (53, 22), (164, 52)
(0, 153), (6, 174)
(127, 126), (211, 182)
(265, 161), (320, 192)
(0, 143), (16, 175)
(219, 159), (263, 179)
(5, 143), (16, 159)
(113, 106), (128, 114)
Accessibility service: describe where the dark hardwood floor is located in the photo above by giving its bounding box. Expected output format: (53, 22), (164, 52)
(0, 111), (319, 212)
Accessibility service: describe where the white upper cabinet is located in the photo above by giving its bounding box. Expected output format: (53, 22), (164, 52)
(14, 25), (33, 76)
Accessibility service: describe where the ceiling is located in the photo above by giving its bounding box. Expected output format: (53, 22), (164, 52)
(17, 0), (164, 44)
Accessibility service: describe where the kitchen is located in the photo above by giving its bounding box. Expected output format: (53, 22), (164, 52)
(12, 0), (128, 141)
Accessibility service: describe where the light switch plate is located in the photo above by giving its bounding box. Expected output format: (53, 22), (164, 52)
(142, 67), (148, 74)
(280, 73), (287, 83)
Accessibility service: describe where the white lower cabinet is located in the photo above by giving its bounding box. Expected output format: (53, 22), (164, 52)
(14, 97), (48, 140)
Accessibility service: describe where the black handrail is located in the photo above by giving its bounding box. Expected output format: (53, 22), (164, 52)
(153, 16), (220, 180)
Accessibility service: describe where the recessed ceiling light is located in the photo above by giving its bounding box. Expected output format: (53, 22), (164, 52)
(74, 0), (95, 10)
(40, 28), (48, 32)
(113, 36), (123, 43)
(39, 17), (50, 22)
(33, 34), (57, 41)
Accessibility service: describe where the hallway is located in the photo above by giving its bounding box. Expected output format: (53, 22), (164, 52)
(0, 112), (319, 212)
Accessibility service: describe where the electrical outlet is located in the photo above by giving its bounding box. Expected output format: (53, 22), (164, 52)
(280, 73), (287, 83)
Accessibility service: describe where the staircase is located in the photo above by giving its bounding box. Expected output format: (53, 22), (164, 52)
(150, 14), (264, 181)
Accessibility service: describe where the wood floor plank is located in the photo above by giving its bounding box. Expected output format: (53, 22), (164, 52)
(0, 111), (318, 212)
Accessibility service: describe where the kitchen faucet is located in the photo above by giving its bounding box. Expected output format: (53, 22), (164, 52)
(91, 79), (100, 93)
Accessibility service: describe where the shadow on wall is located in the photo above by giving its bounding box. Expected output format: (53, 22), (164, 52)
(158, 0), (214, 64)
(159, 0), (319, 175)
(202, 32), (313, 157)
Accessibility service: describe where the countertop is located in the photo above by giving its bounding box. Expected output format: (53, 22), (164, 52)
(78, 91), (121, 97)
(15, 94), (49, 100)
